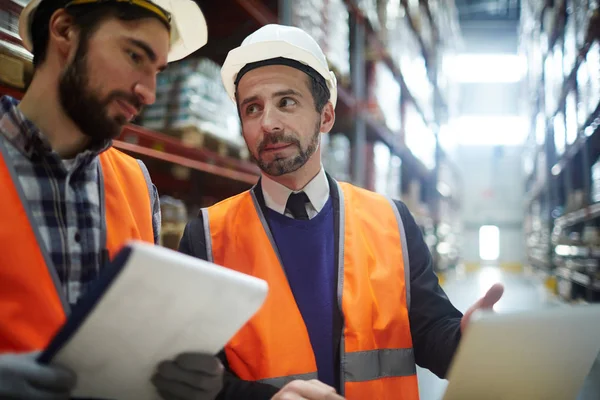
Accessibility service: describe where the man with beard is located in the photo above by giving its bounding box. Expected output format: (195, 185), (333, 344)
(0, 1), (223, 399)
(178, 24), (505, 400)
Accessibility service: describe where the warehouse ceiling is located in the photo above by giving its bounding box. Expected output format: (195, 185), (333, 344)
(450, 0), (525, 130)
(454, 0), (521, 53)
(189, 1), (527, 144)
(455, 0), (521, 21)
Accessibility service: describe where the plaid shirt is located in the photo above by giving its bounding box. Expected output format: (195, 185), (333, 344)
(0, 96), (160, 307)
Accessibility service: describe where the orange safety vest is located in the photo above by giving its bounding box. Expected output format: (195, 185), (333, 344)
(204, 181), (420, 400)
(0, 144), (155, 353)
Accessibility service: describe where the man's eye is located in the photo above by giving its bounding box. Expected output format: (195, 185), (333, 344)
(127, 50), (143, 65)
(246, 104), (260, 115)
(280, 98), (297, 107)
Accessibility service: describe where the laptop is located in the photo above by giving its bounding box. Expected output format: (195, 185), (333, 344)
(442, 304), (600, 400)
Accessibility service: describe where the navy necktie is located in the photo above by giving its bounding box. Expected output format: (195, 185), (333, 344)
(286, 192), (310, 220)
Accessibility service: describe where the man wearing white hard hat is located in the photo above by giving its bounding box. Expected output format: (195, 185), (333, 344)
(0, 1), (223, 399)
(180, 24), (504, 400)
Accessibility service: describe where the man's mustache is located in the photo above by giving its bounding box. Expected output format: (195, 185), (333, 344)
(257, 133), (300, 154)
(105, 91), (143, 114)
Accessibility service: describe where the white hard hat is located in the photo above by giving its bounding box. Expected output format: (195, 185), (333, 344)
(18, 0), (208, 62)
(221, 24), (338, 107)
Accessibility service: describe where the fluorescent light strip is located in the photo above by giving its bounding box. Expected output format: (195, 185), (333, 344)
(440, 115), (529, 147)
(444, 53), (528, 83)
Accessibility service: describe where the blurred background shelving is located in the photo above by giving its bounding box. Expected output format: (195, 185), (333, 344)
(2, 0), (600, 303)
(0, 0), (464, 273)
(521, 0), (600, 303)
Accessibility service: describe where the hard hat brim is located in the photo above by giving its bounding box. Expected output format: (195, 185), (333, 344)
(221, 40), (338, 108)
(18, 0), (207, 63)
(18, 0), (41, 55)
(160, 0), (207, 62)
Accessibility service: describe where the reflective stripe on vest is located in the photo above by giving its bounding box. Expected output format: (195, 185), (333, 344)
(256, 348), (416, 386)
(205, 181), (420, 400)
(0, 142), (154, 353)
(258, 372), (319, 388)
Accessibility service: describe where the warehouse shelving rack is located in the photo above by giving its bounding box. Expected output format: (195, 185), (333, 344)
(0, 0), (463, 270)
(522, 0), (600, 302)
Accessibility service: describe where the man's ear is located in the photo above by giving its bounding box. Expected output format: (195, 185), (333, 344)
(48, 9), (79, 61)
(319, 101), (336, 134)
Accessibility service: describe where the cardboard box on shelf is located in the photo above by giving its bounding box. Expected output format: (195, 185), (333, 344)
(140, 57), (243, 150)
(0, 8), (33, 90)
(0, 44), (32, 90)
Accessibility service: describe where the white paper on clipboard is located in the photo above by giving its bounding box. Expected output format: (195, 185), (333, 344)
(41, 240), (268, 400)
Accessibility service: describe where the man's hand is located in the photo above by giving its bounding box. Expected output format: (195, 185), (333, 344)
(0, 351), (76, 399)
(461, 283), (505, 332)
(271, 379), (345, 400)
(152, 353), (223, 400)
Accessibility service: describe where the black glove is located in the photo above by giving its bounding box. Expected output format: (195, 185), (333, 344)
(152, 353), (224, 400)
(0, 351), (76, 399)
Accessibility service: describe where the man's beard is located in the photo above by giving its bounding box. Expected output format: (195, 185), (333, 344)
(250, 120), (321, 176)
(58, 39), (142, 146)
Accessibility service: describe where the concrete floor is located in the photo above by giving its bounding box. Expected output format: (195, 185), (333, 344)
(417, 265), (600, 400)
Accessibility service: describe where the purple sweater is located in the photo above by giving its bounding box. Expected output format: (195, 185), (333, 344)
(266, 197), (336, 387)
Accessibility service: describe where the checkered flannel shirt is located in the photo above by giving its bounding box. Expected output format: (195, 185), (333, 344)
(0, 96), (160, 307)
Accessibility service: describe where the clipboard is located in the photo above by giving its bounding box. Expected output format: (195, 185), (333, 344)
(38, 240), (268, 399)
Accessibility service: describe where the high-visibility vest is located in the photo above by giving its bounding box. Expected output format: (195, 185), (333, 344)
(203, 181), (419, 400)
(0, 145), (155, 353)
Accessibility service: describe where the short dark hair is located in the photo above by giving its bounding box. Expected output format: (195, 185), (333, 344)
(30, 1), (169, 68)
(307, 74), (330, 113)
